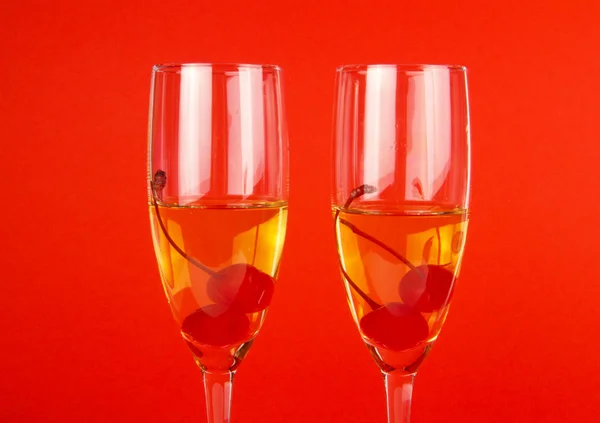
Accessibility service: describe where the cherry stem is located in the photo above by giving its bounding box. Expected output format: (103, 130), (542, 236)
(151, 170), (217, 277)
(334, 184), (428, 311)
(338, 218), (420, 274)
(339, 261), (381, 310)
(335, 185), (380, 310)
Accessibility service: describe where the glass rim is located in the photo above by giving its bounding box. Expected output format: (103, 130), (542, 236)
(336, 63), (467, 73)
(152, 62), (283, 73)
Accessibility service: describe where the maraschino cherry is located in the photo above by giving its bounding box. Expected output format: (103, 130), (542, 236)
(334, 184), (457, 351)
(151, 170), (275, 347)
(181, 304), (251, 347)
(207, 263), (275, 313)
(399, 264), (454, 313)
(360, 302), (429, 351)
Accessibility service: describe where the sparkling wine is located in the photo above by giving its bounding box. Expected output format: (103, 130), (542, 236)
(149, 202), (287, 371)
(334, 205), (468, 373)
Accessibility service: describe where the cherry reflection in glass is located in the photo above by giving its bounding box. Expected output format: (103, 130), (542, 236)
(332, 65), (470, 422)
(147, 64), (288, 423)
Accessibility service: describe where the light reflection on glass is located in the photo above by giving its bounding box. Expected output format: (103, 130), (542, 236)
(363, 66), (397, 195)
(227, 67), (265, 197)
(178, 66), (213, 203)
(406, 69), (451, 200)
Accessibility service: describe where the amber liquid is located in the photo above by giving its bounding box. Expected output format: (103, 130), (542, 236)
(149, 202), (287, 371)
(335, 205), (468, 373)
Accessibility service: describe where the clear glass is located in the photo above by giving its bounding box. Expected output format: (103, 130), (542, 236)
(147, 63), (289, 423)
(332, 64), (470, 422)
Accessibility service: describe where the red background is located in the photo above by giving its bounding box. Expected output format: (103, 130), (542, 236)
(2, 1), (599, 422)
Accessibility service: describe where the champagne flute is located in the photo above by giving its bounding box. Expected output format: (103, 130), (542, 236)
(332, 64), (470, 422)
(147, 63), (289, 423)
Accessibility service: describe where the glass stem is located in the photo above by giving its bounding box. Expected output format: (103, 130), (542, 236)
(384, 371), (416, 423)
(203, 371), (234, 423)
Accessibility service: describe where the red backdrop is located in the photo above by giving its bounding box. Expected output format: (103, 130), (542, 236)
(1, 1), (599, 422)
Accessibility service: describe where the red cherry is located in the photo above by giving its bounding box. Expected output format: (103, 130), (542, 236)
(207, 264), (275, 313)
(399, 265), (455, 313)
(181, 304), (251, 347)
(359, 302), (429, 351)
